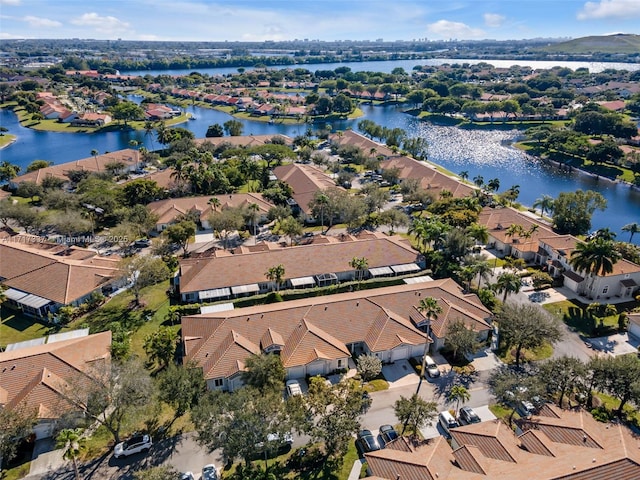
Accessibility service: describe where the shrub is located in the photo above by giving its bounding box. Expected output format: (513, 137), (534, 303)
(265, 292), (283, 303)
(590, 406), (612, 423)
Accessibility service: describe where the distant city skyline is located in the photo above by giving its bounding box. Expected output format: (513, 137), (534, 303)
(1, 0), (638, 42)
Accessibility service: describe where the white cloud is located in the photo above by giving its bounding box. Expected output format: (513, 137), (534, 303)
(483, 13), (505, 28)
(578, 0), (640, 20)
(0, 0), (21, 5)
(70, 12), (130, 34)
(427, 20), (485, 39)
(23, 16), (61, 28)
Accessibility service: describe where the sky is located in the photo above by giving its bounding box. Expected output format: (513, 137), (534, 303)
(0, 0), (639, 42)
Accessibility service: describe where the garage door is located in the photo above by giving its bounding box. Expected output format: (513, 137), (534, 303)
(630, 322), (640, 340)
(306, 361), (326, 377)
(391, 346), (409, 362)
(287, 366), (305, 380)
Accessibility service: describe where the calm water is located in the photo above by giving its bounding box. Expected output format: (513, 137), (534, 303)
(2, 61), (640, 241)
(123, 58), (640, 77)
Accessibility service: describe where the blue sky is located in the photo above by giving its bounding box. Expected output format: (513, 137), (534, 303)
(1, 0), (638, 42)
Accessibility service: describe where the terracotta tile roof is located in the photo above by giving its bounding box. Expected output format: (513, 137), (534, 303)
(147, 193), (274, 226)
(479, 206), (554, 252)
(329, 130), (397, 158)
(10, 149), (139, 186)
(178, 235), (422, 294)
(273, 163), (343, 214)
(367, 408), (640, 480)
(193, 134), (292, 148)
(0, 237), (122, 304)
(381, 155), (475, 198)
(0, 331), (111, 419)
(183, 279), (489, 381)
(450, 419), (521, 463)
(429, 298), (492, 338)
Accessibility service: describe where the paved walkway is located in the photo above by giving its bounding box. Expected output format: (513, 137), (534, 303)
(28, 439), (65, 478)
(585, 332), (640, 356)
(347, 459), (363, 480)
(381, 360), (420, 388)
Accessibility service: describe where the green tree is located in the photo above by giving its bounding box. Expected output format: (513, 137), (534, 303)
(241, 354), (286, 394)
(143, 326), (178, 369)
(356, 354), (382, 383)
(569, 238), (621, 296)
(265, 264), (286, 292)
(599, 354), (640, 417)
(533, 194), (554, 218)
(379, 208), (409, 234)
(309, 191), (330, 233)
(496, 302), (563, 366)
(494, 271), (521, 303)
(15, 181), (43, 202)
(305, 377), (367, 464)
(0, 161), (20, 182)
(448, 385), (471, 417)
(0, 404), (37, 466)
(26, 159), (53, 172)
(56, 429), (86, 480)
(622, 222), (640, 243)
(223, 119), (244, 136)
(157, 362), (206, 424)
(552, 190), (607, 235)
(165, 220), (196, 256)
(63, 358), (154, 443)
(274, 215), (303, 246)
(134, 466), (179, 480)
(121, 255), (171, 306)
(445, 319), (479, 362)
(122, 179), (162, 206)
(394, 393), (438, 438)
(349, 256), (369, 282)
(206, 123), (224, 137)
(208, 207), (244, 250)
(487, 365), (543, 426)
(110, 101), (144, 125)
(538, 356), (586, 408)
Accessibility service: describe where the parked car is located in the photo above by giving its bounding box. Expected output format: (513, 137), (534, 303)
(438, 411), (459, 435)
(356, 429), (381, 454)
(202, 464), (219, 480)
(180, 473), (195, 480)
(518, 400), (536, 418)
(113, 433), (152, 458)
(379, 425), (398, 445)
(458, 406), (481, 425)
(286, 379), (302, 397)
(422, 355), (440, 378)
(256, 432), (294, 450)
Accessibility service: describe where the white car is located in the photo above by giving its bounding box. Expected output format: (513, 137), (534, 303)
(113, 433), (152, 458)
(202, 464), (219, 480)
(180, 473), (195, 480)
(286, 379), (302, 397)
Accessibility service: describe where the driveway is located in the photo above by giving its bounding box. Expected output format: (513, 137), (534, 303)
(584, 332), (640, 356)
(381, 360), (420, 388)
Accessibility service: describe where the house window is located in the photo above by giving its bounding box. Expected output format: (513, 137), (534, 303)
(213, 378), (224, 387)
(338, 359), (343, 368)
(602, 286), (609, 294)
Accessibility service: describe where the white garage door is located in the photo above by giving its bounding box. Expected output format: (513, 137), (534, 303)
(629, 322), (640, 340)
(306, 361), (326, 377)
(287, 366), (306, 380)
(391, 346), (409, 362)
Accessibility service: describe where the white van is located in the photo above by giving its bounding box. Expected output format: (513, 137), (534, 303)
(422, 355), (440, 378)
(439, 411), (459, 435)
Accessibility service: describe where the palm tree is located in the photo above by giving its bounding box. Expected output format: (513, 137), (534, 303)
(486, 178), (500, 193)
(56, 429), (86, 480)
(315, 193), (329, 234)
(417, 296), (442, 357)
(448, 385), (471, 417)
(533, 194), (554, 218)
(247, 203), (261, 237)
(265, 264), (285, 292)
(349, 256), (369, 282)
(494, 271), (521, 302)
(466, 223), (489, 246)
(208, 196), (221, 212)
(457, 265), (475, 292)
(569, 238), (621, 296)
(621, 222), (640, 242)
(472, 175), (484, 189)
(459, 170), (469, 182)
(90, 149), (99, 159)
(471, 258), (492, 289)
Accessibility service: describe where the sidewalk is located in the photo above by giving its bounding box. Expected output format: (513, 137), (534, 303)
(348, 459), (363, 479)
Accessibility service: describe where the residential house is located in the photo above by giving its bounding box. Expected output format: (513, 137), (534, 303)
(182, 278), (490, 390)
(146, 193), (274, 232)
(9, 148), (140, 188)
(272, 163), (342, 221)
(174, 233), (428, 302)
(0, 233), (123, 318)
(0, 330), (111, 439)
(70, 112), (112, 127)
(193, 134), (292, 149)
(329, 130), (398, 159)
(628, 312), (640, 340)
(365, 405), (640, 479)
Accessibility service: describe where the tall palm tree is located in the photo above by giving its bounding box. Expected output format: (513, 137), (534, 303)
(466, 223), (489, 246)
(247, 203), (261, 237)
(569, 239), (621, 296)
(265, 264), (286, 292)
(486, 178), (500, 193)
(56, 429), (86, 480)
(315, 193), (329, 234)
(621, 222), (640, 242)
(417, 297), (442, 353)
(473, 175), (484, 189)
(533, 194), (554, 218)
(457, 265), (475, 292)
(458, 170), (469, 182)
(448, 384), (471, 417)
(472, 258), (492, 289)
(208, 196), (221, 212)
(494, 271), (522, 302)
(349, 256), (369, 282)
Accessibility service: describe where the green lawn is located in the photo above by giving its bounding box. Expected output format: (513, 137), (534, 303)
(0, 133), (16, 148)
(0, 308), (52, 349)
(496, 341), (554, 364)
(542, 299), (631, 337)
